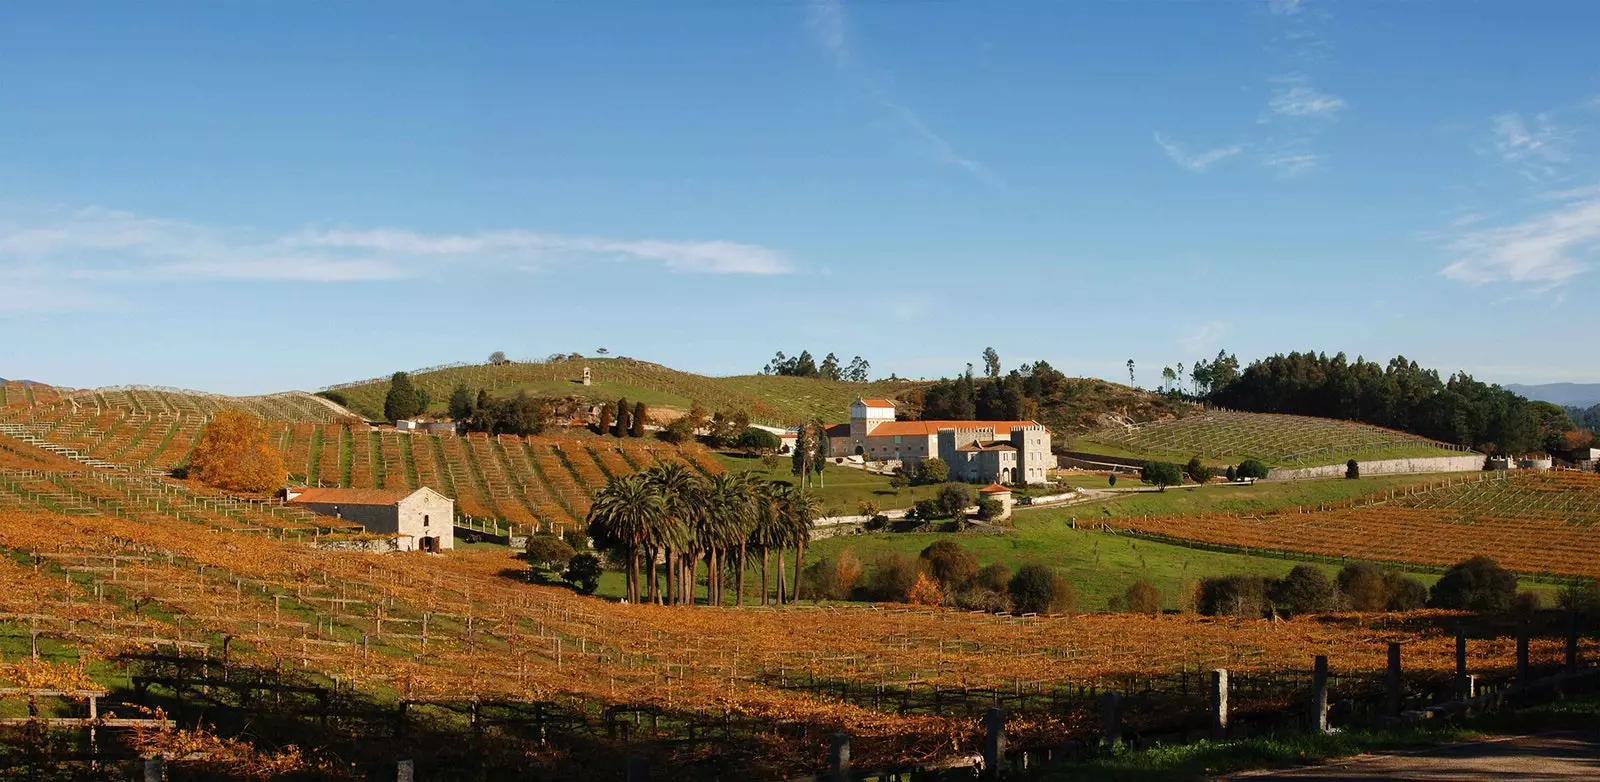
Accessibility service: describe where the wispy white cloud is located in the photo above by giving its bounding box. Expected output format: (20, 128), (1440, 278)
(0, 206), (796, 312)
(1489, 112), (1572, 181)
(1268, 0), (1307, 15)
(1179, 320), (1230, 353)
(1154, 133), (1244, 173)
(1265, 83), (1345, 119)
(1441, 189), (1600, 289)
(1263, 151), (1321, 177)
(807, 0), (999, 186)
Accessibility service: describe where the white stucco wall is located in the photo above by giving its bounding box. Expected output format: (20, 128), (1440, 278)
(1266, 454), (1483, 481)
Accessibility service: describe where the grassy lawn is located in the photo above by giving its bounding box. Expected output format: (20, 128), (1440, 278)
(713, 453), (944, 517)
(1045, 473), (1451, 520)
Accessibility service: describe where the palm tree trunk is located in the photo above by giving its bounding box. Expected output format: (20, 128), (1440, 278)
(665, 548), (675, 606)
(736, 544), (747, 607)
(793, 540), (806, 602)
(628, 549), (639, 603)
(760, 550), (770, 606)
(647, 546), (659, 604)
(776, 546), (787, 605)
(707, 549), (719, 606)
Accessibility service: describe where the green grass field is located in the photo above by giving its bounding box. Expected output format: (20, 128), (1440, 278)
(1044, 473), (1448, 519)
(713, 453), (945, 517)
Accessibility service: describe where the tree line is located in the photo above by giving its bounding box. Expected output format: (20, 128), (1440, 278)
(762, 350), (871, 382)
(584, 464), (820, 606)
(1205, 352), (1569, 455)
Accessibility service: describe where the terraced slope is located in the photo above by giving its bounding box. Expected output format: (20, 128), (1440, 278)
(1076, 411), (1472, 467)
(276, 425), (724, 533)
(325, 356), (928, 425)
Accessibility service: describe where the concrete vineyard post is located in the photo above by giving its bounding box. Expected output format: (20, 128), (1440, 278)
(143, 757), (164, 782)
(1386, 642), (1403, 716)
(1100, 691), (1122, 745)
(1311, 655), (1329, 734)
(828, 733), (851, 782)
(395, 760), (414, 782)
(1456, 633), (1472, 700)
(1210, 669), (1229, 740)
(983, 707), (1007, 778)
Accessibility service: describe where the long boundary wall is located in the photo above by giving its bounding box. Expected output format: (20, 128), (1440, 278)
(1267, 454), (1484, 481)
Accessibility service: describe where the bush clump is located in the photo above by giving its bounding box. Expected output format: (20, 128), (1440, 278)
(1428, 556), (1518, 612)
(1010, 564), (1077, 614)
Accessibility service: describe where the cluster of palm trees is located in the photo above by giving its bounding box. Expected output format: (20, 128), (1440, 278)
(586, 462), (821, 606)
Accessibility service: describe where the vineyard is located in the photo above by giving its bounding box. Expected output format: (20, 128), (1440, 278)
(1105, 470), (1600, 579)
(0, 385), (359, 474)
(1, 482), (1592, 779)
(324, 356), (928, 426)
(271, 426), (725, 532)
(1078, 411), (1470, 467)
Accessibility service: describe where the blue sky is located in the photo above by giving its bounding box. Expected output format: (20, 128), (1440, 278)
(2, 0), (1598, 395)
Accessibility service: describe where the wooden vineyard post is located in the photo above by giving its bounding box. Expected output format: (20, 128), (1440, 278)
(1099, 691), (1122, 746)
(1566, 611), (1580, 674)
(1517, 631), (1531, 687)
(1311, 655), (1329, 734)
(828, 733), (851, 782)
(983, 707), (1007, 779)
(1455, 633), (1471, 700)
(1210, 669), (1229, 740)
(143, 757), (164, 782)
(1386, 642), (1403, 717)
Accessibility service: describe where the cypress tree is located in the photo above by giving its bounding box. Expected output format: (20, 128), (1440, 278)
(631, 402), (648, 437)
(614, 397), (630, 437)
(384, 372), (423, 421)
(597, 403), (614, 436)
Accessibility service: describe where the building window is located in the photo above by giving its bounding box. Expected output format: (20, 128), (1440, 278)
(424, 515), (430, 527)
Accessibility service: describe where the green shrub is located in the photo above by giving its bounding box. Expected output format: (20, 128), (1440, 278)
(976, 498), (1005, 521)
(936, 483), (975, 518)
(1124, 580), (1162, 615)
(1428, 556), (1517, 612)
(1271, 565), (1335, 614)
(920, 541), (979, 592)
(1237, 460), (1270, 480)
(1199, 574), (1269, 617)
(866, 553), (923, 602)
(1010, 565), (1077, 614)
(525, 535), (576, 571)
(976, 563), (1013, 593)
(1184, 456), (1212, 484)
(1139, 461), (1184, 490)
(562, 553), (603, 595)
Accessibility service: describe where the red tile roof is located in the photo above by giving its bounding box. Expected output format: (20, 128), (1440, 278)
(857, 398), (897, 408)
(978, 483), (1011, 494)
(288, 487), (412, 506)
(851, 420), (1043, 438)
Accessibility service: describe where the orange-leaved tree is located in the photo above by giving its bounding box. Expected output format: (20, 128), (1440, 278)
(188, 409), (288, 493)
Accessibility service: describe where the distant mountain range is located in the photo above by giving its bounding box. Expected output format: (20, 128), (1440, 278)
(1506, 383), (1600, 409)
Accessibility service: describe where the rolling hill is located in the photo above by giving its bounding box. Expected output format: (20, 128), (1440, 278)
(324, 356), (930, 426)
(1073, 410), (1473, 467)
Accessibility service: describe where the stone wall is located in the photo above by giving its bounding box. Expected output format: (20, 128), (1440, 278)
(1267, 454), (1484, 481)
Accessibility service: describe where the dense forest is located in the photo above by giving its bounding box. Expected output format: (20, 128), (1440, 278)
(1207, 352), (1573, 456)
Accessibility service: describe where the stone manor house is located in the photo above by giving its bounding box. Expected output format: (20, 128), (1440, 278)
(824, 398), (1053, 485)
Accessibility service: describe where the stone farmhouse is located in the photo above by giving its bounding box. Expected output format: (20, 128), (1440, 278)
(285, 486), (455, 552)
(824, 398), (1053, 485)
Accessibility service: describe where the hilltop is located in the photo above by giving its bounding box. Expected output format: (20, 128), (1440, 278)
(324, 356), (929, 426)
(324, 355), (1192, 435)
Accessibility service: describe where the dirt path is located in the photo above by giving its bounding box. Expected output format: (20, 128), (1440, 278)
(1229, 732), (1600, 780)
